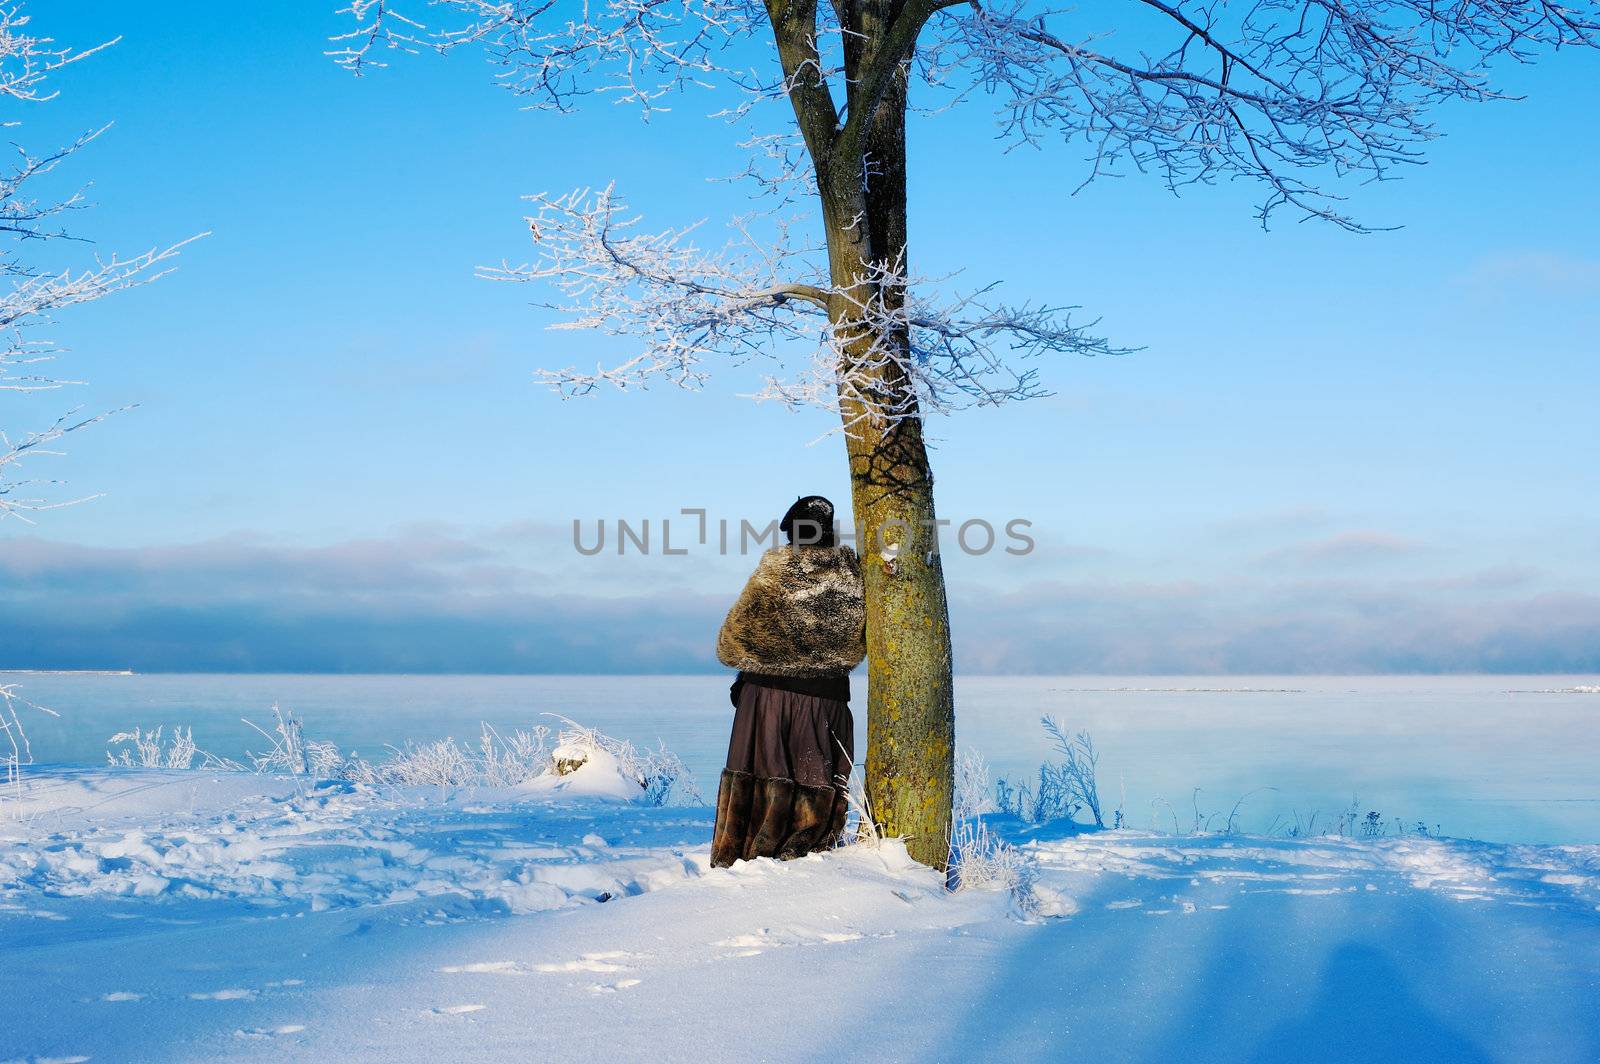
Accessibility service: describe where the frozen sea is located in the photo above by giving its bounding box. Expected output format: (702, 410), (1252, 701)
(6, 672), (1599, 845)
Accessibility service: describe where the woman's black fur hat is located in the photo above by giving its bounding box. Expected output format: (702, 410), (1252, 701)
(779, 495), (837, 548)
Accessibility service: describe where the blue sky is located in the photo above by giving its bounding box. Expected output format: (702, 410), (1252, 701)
(1, 1), (1597, 673)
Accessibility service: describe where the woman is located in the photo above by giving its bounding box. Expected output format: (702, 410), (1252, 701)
(710, 495), (866, 867)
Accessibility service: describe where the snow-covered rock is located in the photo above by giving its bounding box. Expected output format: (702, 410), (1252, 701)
(517, 744), (647, 801)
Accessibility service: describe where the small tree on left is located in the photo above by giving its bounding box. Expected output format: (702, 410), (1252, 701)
(0, 4), (194, 522)
(0, 4), (194, 806)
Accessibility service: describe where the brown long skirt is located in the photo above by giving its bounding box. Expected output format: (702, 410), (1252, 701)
(710, 681), (854, 867)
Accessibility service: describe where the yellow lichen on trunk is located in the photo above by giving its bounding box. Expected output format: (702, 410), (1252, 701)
(842, 407), (956, 870)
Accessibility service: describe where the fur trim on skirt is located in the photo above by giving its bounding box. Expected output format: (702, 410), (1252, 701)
(710, 680), (853, 867)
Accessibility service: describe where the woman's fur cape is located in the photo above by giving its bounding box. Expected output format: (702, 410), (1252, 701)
(715, 545), (867, 678)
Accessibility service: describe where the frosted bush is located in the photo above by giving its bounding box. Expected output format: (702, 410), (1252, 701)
(369, 724), (552, 788)
(476, 724), (553, 787)
(947, 807), (1060, 917)
(107, 726), (241, 771)
(1042, 719), (1104, 829)
(950, 817), (1034, 891)
(108, 725), (188, 768)
(2, 684), (56, 812)
(946, 744), (1059, 914)
(953, 747), (995, 821)
(102, 707), (700, 806)
(243, 704), (343, 776)
(366, 717), (699, 804)
(367, 737), (477, 786)
(841, 765), (882, 847)
(995, 764), (1080, 825)
(995, 717), (1104, 828)
(1273, 800), (1441, 841)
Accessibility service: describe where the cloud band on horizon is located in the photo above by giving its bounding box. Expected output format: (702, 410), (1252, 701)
(3, 531), (1597, 675)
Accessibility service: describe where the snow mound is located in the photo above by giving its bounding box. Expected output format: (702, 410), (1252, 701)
(517, 745), (646, 802)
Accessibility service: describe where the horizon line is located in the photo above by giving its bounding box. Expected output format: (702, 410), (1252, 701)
(4, 669), (1598, 679)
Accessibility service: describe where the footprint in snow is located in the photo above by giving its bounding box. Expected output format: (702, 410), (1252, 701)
(589, 978), (642, 993)
(534, 950), (648, 974)
(439, 961), (529, 975)
(235, 1024), (307, 1040)
(715, 932), (768, 955)
(712, 927), (865, 958)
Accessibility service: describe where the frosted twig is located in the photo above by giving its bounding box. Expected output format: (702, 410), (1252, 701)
(0, 8), (199, 519)
(485, 185), (1120, 432)
(331, 0), (1600, 420)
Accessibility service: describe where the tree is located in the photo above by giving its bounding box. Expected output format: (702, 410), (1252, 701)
(0, 2), (194, 806)
(332, 0), (1597, 868)
(0, 5), (192, 523)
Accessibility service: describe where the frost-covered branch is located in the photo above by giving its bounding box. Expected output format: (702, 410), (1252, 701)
(0, 6), (196, 521)
(757, 255), (1122, 433)
(925, 0), (1600, 228)
(334, 0), (1599, 230)
(329, 0), (765, 113)
(0, 248), (195, 518)
(0, 6), (115, 104)
(483, 185), (1118, 427)
(481, 183), (832, 393)
(334, 0), (1598, 422)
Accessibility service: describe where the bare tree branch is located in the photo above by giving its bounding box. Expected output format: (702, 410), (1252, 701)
(335, 0), (1599, 422)
(0, 5), (198, 520)
(330, 0), (766, 114)
(924, 0), (1600, 228)
(481, 185), (1118, 428)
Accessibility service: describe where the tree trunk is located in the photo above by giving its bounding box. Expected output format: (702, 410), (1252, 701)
(846, 411), (956, 870)
(830, 19), (955, 869)
(826, 278), (956, 872)
(764, 0), (956, 869)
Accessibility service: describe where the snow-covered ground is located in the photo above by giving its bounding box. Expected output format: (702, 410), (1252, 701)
(4, 767), (1599, 1063)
